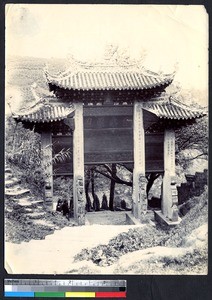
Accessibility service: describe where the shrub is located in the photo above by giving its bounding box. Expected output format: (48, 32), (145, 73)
(5, 116), (44, 196)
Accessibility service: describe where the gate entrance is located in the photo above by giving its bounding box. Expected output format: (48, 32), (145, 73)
(52, 106), (165, 222)
(13, 53), (205, 225)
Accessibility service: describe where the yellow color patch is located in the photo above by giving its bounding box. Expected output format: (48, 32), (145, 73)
(65, 292), (95, 298)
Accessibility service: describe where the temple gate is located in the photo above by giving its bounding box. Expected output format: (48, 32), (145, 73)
(13, 54), (205, 226)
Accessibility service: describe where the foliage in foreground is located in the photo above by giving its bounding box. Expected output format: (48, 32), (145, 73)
(164, 186), (208, 247)
(5, 117), (45, 196)
(74, 187), (208, 267)
(114, 246), (207, 275)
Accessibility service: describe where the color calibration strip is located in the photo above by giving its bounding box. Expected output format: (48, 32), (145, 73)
(5, 279), (127, 298)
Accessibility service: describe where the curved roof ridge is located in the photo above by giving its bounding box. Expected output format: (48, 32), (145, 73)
(141, 68), (176, 79)
(142, 95), (207, 120)
(45, 64), (175, 80)
(146, 94), (207, 111)
(13, 99), (45, 116)
(169, 96), (207, 112)
(13, 101), (75, 123)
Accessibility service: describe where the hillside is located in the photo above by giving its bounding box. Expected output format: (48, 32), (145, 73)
(6, 55), (68, 113)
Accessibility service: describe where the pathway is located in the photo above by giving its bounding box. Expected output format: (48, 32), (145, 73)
(5, 166), (142, 274)
(5, 223), (142, 274)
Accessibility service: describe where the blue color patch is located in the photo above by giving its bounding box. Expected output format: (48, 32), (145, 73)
(5, 291), (34, 297)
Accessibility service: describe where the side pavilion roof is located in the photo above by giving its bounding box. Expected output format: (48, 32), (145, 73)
(13, 96), (206, 123)
(13, 98), (75, 123)
(142, 97), (207, 120)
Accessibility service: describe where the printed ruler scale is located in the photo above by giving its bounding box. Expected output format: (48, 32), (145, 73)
(4, 279), (127, 298)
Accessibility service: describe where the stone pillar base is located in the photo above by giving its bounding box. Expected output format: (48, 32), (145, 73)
(154, 210), (181, 226)
(74, 175), (86, 225)
(126, 212), (142, 225)
(44, 199), (53, 210)
(132, 172), (147, 220)
(138, 174), (148, 214)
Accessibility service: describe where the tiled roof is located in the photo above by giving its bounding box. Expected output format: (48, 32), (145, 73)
(45, 64), (174, 91)
(13, 96), (206, 123)
(142, 97), (207, 120)
(13, 99), (75, 123)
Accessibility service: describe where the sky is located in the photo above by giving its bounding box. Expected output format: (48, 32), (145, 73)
(5, 4), (208, 91)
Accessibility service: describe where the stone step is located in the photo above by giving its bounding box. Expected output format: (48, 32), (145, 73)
(5, 168), (12, 173)
(5, 173), (13, 180)
(5, 188), (30, 198)
(5, 207), (13, 213)
(37, 205), (44, 209)
(24, 208), (34, 213)
(5, 178), (21, 188)
(32, 219), (54, 227)
(27, 212), (46, 220)
(5, 186), (30, 192)
(16, 198), (43, 207)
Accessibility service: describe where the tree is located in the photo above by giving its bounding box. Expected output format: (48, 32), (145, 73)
(84, 164), (132, 211)
(175, 116), (208, 169)
(85, 167), (92, 212)
(90, 164), (161, 209)
(109, 164), (117, 211)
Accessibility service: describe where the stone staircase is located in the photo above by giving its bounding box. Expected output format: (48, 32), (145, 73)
(5, 166), (44, 215)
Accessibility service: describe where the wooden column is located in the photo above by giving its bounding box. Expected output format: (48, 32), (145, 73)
(132, 101), (147, 219)
(73, 102), (86, 225)
(41, 131), (53, 208)
(161, 128), (178, 221)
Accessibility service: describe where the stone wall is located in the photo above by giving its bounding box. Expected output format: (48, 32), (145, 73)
(177, 169), (208, 205)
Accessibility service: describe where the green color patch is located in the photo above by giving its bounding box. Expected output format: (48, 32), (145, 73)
(35, 292), (65, 298)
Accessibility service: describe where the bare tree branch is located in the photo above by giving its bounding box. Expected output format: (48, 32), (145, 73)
(94, 168), (132, 187)
(102, 164), (113, 174)
(186, 153), (208, 161)
(117, 163), (133, 172)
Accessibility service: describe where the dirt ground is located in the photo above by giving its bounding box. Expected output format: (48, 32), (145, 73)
(5, 187), (208, 275)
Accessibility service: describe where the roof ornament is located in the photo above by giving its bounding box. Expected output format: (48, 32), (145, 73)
(42, 98), (50, 105)
(103, 44), (147, 70)
(6, 97), (15, 116)
(67, 53), (80, 73)
(136, 48), (147, 72)
(43, 63), (50, 79)
(44, 45), (177, 89)
(174, 62), (179, 73)
(104, 44), (119, 61)
(158, 68), (165, 80)
(169, 95), (173, 104)
(31, 82), (41, 102)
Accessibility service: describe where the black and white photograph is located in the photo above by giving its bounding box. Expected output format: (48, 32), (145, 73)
(5, 4), (208, 276)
